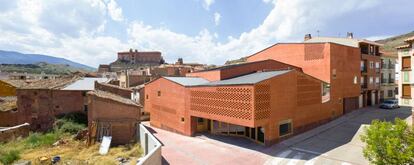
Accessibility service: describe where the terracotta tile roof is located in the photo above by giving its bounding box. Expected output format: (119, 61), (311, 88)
(1, 80), (31, 88)
(0, 96), (17, 112)
(396, 44), (411, 49)
(20, 76), (81, 89)
(88, 90), (141, 107)
(404, 36), (414, 42)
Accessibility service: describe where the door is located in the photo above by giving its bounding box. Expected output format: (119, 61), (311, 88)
(196, 118), (208, 132)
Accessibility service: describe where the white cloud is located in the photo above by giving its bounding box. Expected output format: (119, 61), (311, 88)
(203, 0), (215, 10)
(214, 12), (221, 26)
(106, 0), (124, 22)
(0, 0), (385, 67)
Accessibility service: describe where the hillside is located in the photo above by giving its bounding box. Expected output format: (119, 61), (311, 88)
(376, 31), (414, 56)
(0, 50), (95, 71)
(0, 62), (89, 75)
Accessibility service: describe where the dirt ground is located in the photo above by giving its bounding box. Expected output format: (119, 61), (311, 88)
(18, 137), (142, 165)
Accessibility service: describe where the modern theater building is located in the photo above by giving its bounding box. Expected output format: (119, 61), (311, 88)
(145, 60), (335, 145)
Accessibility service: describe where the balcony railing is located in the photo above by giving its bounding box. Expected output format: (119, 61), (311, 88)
(361, 83), (368, 88)
(381, 79), (388, 84)
(389, 79), (395, 84)
(389, 64), (395, 69)
(361, 66), (367, 73)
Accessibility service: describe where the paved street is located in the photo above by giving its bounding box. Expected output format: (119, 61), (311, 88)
(146, 106), (413, 165)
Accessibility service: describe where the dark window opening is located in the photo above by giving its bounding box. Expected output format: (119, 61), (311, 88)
(279, 122), (292, 137)
(82, 91), (87, 97)
(146, 95), (149, 99)
(84, 105), (88, 112)
(250, 127), (256, 140)
(157, 91), (161, 96)
(181, 117), (185, 122)
(197, 118), (204, 123)
(257, 127), (265, 143)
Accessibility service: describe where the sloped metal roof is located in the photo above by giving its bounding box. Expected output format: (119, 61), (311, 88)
(163, 77), (209, 86)
(63, 78), (110, 91)
(202, 70), (291, 86)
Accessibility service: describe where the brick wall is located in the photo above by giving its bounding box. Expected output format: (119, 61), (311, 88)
(16, 89), (86, 131)
(88, 94), (140, 145)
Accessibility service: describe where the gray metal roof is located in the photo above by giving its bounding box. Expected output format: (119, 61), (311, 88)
(63, 78), (110, 91)
(304, 37), (382, 48)
(203, 70), (291, 86)
(164, 77), (209, 86)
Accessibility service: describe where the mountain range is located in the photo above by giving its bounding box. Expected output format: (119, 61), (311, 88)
(0, 50), (95, 71)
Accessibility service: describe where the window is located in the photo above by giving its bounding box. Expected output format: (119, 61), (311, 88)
(321, 83), (330, 103)
(375, 77), (380, 84)
(403, 72), (410, 82)
(146, 94), (149, 99)
(197, 118), (204, 123)
(402, 56), (411, 70)
(375, 62), (380, 69)
(354, 76), (358, 84)
(387, 90), (393, 97)
(369, 77), (373, 84)
(82, 91), (87, 97)
(181, 117), (185, 122)
(84, 105), (88, 112)
(361, 76), (365, 84)
(157, 91), (161, 96)
(279, 121), (292, 137)
(332, 69), (337, 79)
(402, 84), (411, 98)
(369, 61), (374, 69)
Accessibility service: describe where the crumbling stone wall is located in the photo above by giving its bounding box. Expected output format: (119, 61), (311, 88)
(0, 123), (30, 142)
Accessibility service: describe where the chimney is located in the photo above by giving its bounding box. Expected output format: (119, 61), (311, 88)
(129, 48), (133, 52)
(135, 49), (138, 53)
(347, 32), (353, 39)
(304, 34), (312, 41)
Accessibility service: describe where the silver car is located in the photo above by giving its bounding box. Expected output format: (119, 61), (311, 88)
(380, 100), (400, 109)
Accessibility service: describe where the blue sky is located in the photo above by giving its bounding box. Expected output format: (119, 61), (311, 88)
(0, 0), (413, 67)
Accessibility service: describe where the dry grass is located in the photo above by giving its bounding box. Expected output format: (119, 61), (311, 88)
(19, 137), (142, 164)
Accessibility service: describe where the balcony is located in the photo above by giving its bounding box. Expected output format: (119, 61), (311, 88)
(389, 79), (395, 84)
(361, 83), (368, 89)
(381, 79), (388, 84)
(361, 66), (367, 73)
(389, 64), (395, 69)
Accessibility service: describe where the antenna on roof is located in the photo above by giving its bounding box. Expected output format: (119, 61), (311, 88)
(317, 30), (320, 37)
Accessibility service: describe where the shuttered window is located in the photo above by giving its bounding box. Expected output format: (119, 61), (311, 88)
(402, 84), (411, 98)
(402, 57), (411, 69)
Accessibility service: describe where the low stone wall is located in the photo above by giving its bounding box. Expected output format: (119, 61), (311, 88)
(137, 124), (162, 165)
(0, 123), (30, 142)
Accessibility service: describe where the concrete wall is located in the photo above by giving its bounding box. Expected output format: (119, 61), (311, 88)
(137, 124), (162, 165)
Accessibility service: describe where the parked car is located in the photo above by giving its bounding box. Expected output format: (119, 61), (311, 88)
(379, 100), (400, 109)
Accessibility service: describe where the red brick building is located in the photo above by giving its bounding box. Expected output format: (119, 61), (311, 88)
(145, 60), (336, 145)
(117, 49), (163, 65)
(87, 82), (141, 145)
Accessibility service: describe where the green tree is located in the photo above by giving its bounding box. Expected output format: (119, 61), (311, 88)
(361, 118), (414, 165)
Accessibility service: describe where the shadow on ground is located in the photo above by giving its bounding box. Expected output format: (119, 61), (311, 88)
(194, 106), (412, 162)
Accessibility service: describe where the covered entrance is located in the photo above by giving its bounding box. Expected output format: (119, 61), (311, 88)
(195, 117), (265, 144)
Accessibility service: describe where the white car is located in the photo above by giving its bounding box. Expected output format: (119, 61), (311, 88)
(380, 100), (400, 109)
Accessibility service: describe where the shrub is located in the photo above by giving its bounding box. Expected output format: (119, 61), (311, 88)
(0, 150), (21, 165)
(361, 118), (414, 165)
(56, 119), (85, 134)
(24, 132), (61, 148)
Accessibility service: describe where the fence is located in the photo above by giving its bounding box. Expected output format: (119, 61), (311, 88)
(137, 124), (162, 165)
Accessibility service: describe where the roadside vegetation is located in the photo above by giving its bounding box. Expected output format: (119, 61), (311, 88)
(0, 113), (142, 165)
(361, 118), (414, 165)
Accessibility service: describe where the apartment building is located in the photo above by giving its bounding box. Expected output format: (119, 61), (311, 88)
(380, 52), (397, 101)
(396, 36), (414, 106)
(145, 60), (339, 145)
